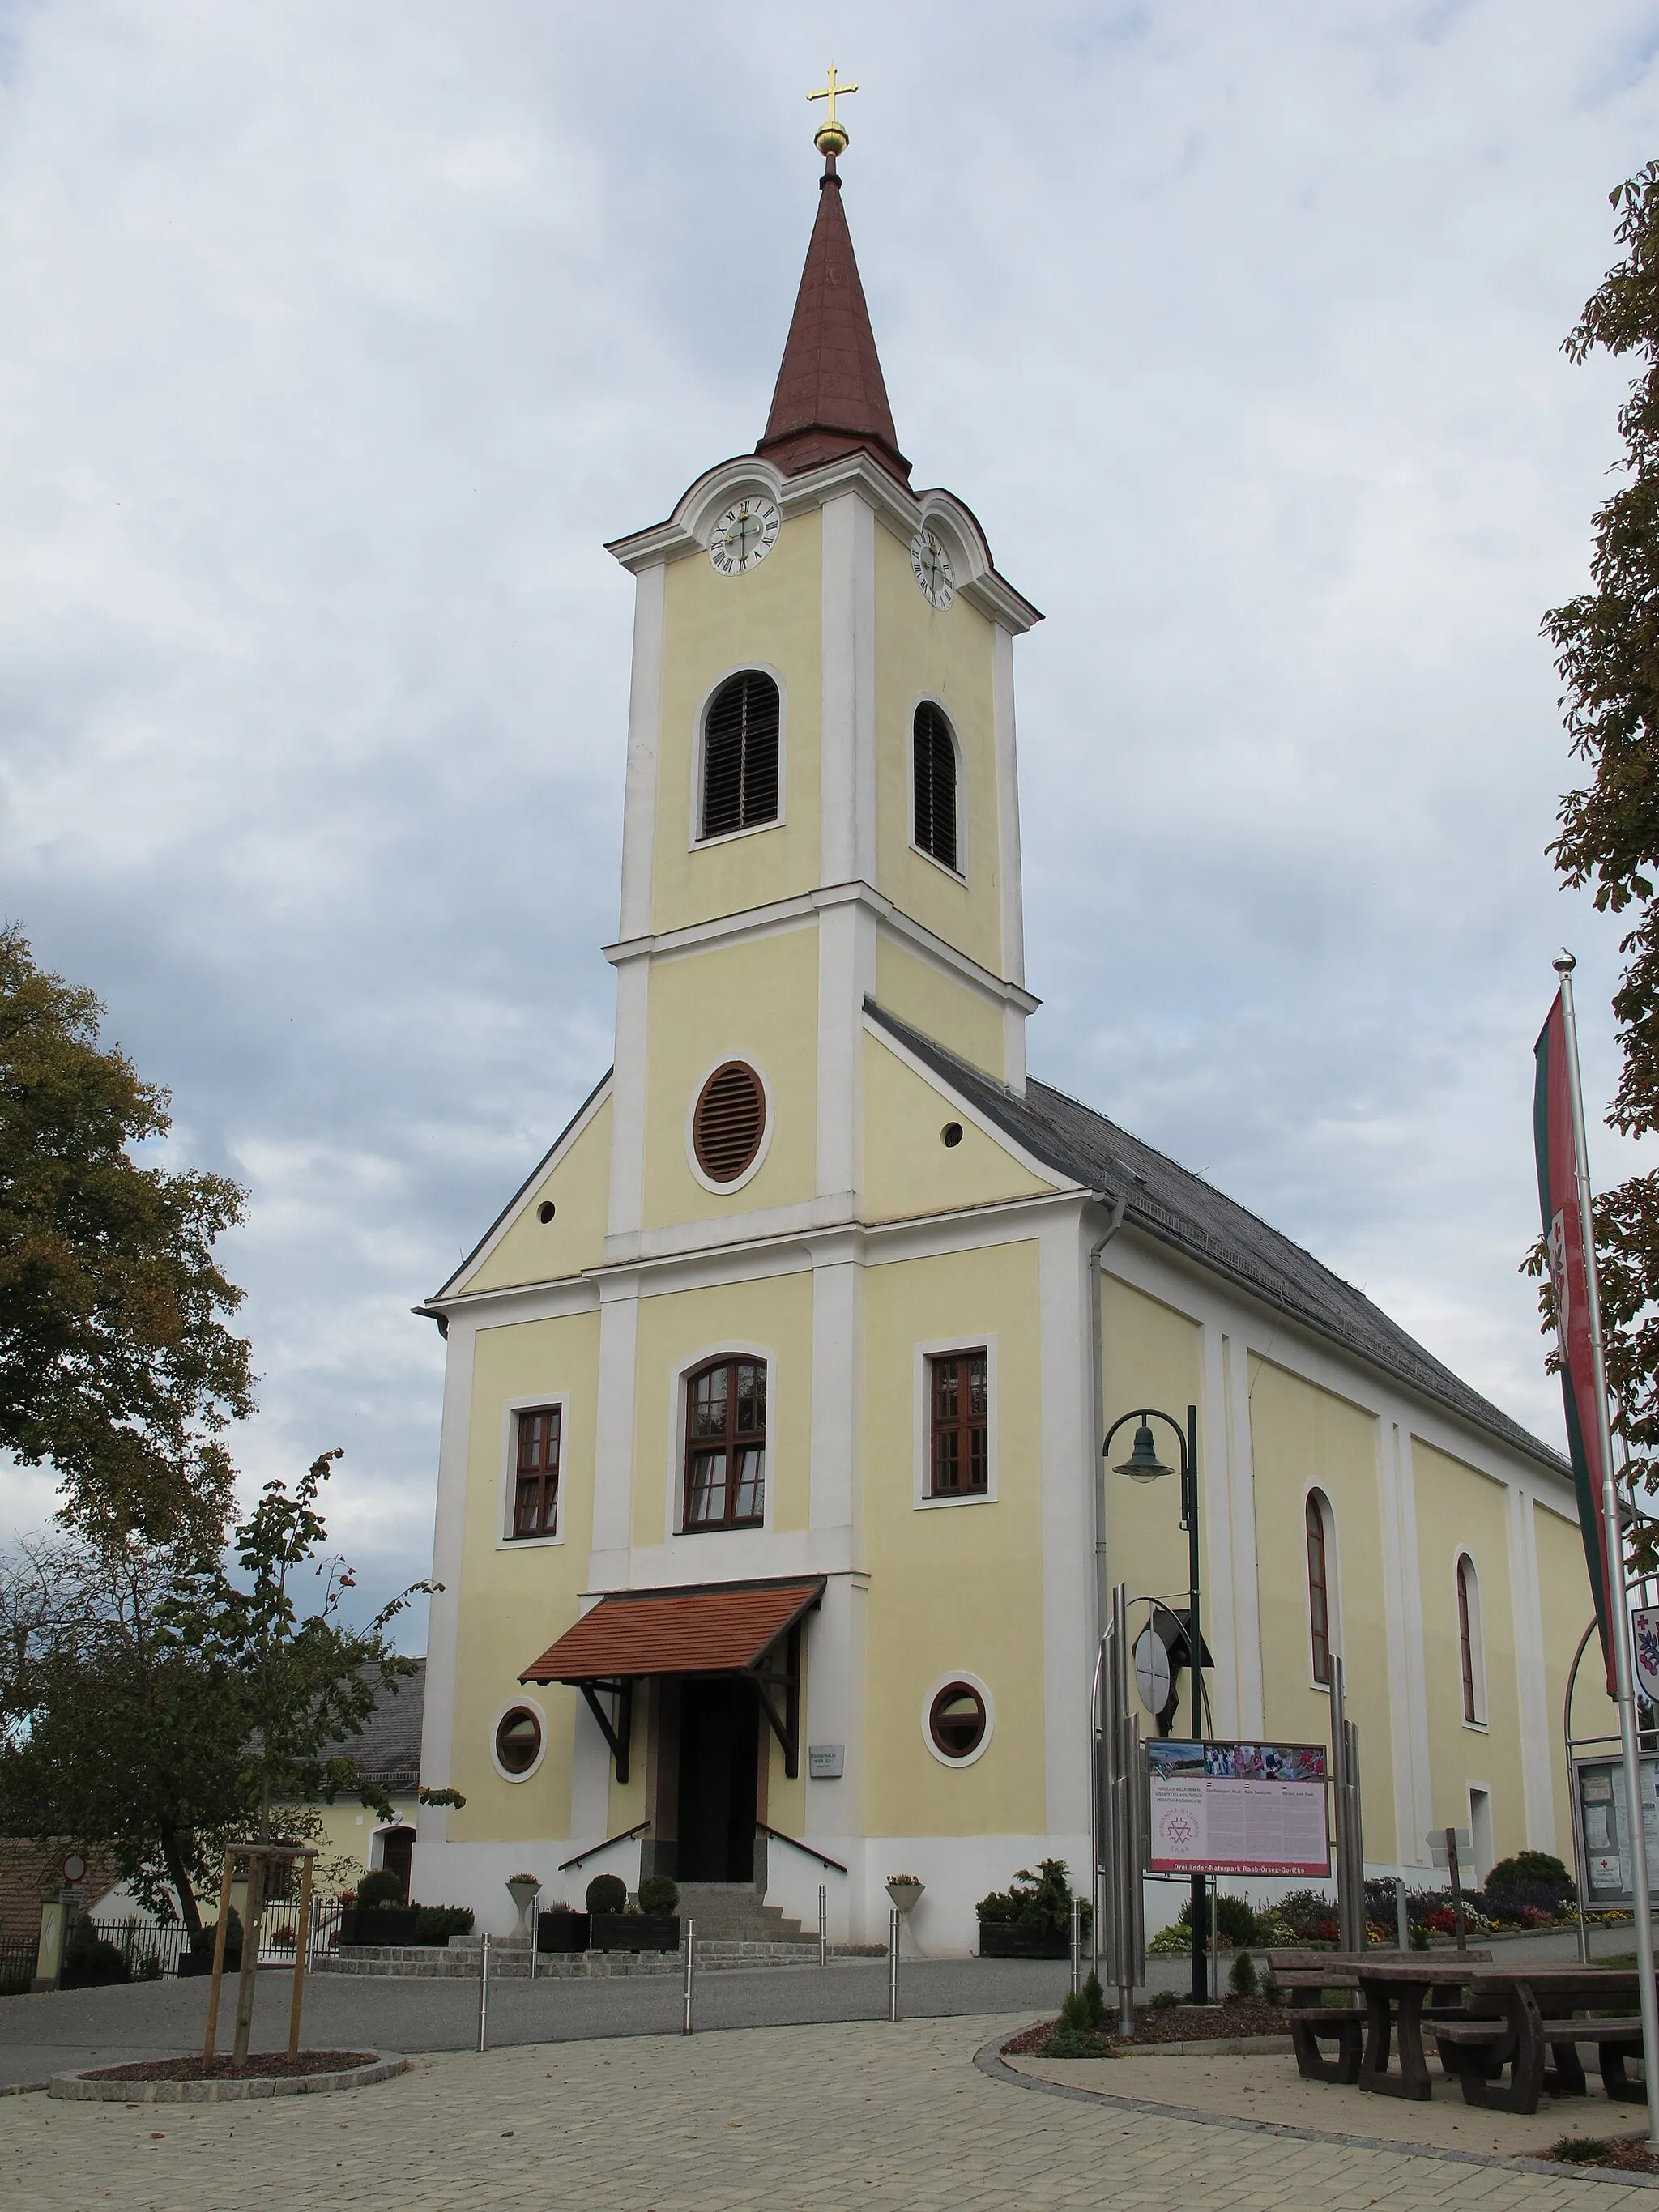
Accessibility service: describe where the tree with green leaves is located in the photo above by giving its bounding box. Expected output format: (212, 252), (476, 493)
(0, 925), (253, 1546)
(1535, 161), (1659, 1556)
(0, 1454), (451, 1933)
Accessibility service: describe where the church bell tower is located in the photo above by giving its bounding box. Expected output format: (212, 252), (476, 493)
(599, 81), (1042, 1268)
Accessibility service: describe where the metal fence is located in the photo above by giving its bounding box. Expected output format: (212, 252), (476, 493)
(0, 1933), (37, 1996)
(69, 1898), (349, 1980)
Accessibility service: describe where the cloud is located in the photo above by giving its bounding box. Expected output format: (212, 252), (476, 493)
(2, 1), (1657, 1633)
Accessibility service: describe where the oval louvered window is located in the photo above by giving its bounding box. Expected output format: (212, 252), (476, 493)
(693, 1061), (766, 1184)
(701, 671), (780, 840)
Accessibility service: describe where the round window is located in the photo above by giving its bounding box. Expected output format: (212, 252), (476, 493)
(928, 1681), (987, 1762)
(494, 1706), (543, 1777)
(692, 1060), (766, 1184)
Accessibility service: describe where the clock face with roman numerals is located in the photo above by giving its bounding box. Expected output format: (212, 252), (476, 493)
(710, 497), (781, 576)
(911, 529), (955, 609)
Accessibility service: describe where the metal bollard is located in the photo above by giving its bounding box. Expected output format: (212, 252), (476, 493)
(682, 1917), (696, 2035)
(477, 1931), (490, 2052)
(888, 1906), (900, 2022)
(1394, 1875), (1410, 1953)
(529, 1886), (538, 1984)
(1069, 1895), (1081, 1996)
(818, 1882), (827, 1969)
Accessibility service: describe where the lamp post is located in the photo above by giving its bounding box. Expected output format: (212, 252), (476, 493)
(1104, 1403), (1206, 2008)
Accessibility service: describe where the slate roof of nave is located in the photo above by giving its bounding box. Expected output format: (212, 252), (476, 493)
(865, 1002), (1569, 1480)
(325, 1660), (424, 1792)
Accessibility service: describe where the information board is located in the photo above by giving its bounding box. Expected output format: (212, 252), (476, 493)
(1145, 1739), (1331, 1877)
(1575, 1753), (1659, 1909)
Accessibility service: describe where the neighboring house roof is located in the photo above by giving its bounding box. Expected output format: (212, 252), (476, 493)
(0, 1839), (123, 1936)
(328, 1661), (425, 1795)
(865, 1000), (1568, 1480)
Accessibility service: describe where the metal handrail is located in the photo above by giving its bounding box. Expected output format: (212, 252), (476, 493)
(557, 1821), (649, 1873)
(757, 1822), (847, 1874)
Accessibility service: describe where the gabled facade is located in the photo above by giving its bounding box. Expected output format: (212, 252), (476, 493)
(412, 147), (1598, 1950)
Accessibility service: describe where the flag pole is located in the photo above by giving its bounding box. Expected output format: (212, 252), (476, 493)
(1555, 950), (1659, 2149)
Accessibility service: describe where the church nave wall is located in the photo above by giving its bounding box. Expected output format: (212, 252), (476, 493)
(461, 1090), (612, 1296)
(1099, 1276), (1205, 1652)
(860, 1028), (1051, 1223)
(1537, 1491), (1614, 1858)
(441, 1306), (602, 1847)
(1411, 1438), (1530, 1874)
(627, 1270), (816, 1556)
(859, 1240), (1046, 1842)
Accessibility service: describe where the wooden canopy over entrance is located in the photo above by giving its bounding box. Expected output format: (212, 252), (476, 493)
(519, 1576), (824, 1785)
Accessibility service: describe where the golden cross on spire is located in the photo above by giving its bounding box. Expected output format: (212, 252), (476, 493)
(808, 62), (858, 159)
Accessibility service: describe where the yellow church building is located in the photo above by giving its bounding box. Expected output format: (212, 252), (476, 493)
(411, 116), (1599, 1954)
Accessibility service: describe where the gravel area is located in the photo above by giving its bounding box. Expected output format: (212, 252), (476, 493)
(1004, 2000), (1287, 2056)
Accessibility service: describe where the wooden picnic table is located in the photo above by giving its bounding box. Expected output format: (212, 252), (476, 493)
(1433, 1966), (1648, 2116)
(1354, 1958), (1494, 2100)
(1271, 1950), (1489, 2086)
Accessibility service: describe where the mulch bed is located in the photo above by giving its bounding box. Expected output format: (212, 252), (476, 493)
(84, 2052), (377, 2082)
(1004, 2001), (1287, 2058)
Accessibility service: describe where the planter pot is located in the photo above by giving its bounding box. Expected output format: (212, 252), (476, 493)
(885, 1882), (924, 1915)
(506, 1878), (540, 1945)
(590, 1913), (680, 1954)
(537, 1909), (590, 1955)
(339, 1907), (418, 1948)
(977, 1921), (1070, 1960)
(178, 1948), (242, 1978)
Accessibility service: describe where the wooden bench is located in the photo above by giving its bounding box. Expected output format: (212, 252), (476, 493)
(1436, 1971), (1645, 2114)
(1266, 1950), (1491, 2087)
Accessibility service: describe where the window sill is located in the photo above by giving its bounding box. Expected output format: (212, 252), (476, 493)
(915, 1490), (996, 1511)
(908, 838), (967, 885)
(1461, 1718), (1489, 1734)
(497, 1532), (565, 1550)
(675, 1520), (767, 1538)
(692, 816), (783, 852)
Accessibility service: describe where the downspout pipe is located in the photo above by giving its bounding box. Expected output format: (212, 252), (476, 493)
(1089, 1188), (1130, 1652)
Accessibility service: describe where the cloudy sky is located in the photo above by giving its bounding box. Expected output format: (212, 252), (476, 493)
(2, 2), (1655, 1643)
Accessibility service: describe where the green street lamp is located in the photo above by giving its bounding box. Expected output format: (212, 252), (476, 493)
(1104, 1403), (1207, 2009)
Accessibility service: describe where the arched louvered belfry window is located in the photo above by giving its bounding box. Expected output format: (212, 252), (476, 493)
(701, 671), (779, 840)
(912, 701), (959, 872)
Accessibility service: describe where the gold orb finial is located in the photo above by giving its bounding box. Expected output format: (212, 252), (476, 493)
(808, 63), (857, 160)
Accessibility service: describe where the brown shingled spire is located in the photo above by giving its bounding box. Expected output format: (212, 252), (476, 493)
(757, 157), (911, 487)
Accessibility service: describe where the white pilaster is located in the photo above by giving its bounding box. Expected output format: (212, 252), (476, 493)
(992, 623), (1026, 989)
(1040, 1214), (1094, 1835)
(616, 562), (664, 941)
(1508, 1488), (1556, 1851)
(1374, 1415), (1421, 1865)
(1393, 1427), (1435, 1861)
(814, 894), (876, 1205)
(414, 1314), (477, 1853)
(820, 492), (877, 888)
(1222, 1332), (1265, 1735)
(604, 956), (650, 1248)
(1197, 1322), (1239, 1737)
(808, 1233), (863, 1547)
(588, 1274), (641, 1583)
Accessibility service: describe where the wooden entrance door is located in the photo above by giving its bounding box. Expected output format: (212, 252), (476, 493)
(676, 1678), (758, 1882)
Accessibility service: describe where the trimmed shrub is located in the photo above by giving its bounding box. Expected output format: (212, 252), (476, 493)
(1176, 1892), (1260, 1948)
(1485, 1852), (1575, 1918)
(586, 1873), (627, 1916)
(412, 1905), (474, 1945)
(356, 1868), (407, 1910)
(1227, 1949), (1258, 2001)
(636, 1875), (679, 1916)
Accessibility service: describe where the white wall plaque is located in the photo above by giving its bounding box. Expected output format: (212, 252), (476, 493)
(808, 1743), (844, 1779)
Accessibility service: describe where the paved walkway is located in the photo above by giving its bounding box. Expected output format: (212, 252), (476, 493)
(1, 2015), (1648, 2211)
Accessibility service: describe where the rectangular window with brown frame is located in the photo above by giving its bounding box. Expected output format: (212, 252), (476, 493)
(512, 1405), (561, 1539)
(929, 1350), (988, 1498)
(684, 1359), (766, 1531)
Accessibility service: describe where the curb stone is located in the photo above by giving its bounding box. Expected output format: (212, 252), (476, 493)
(48, 2052), (408, 2103)
(975, 2028), (1659, 2190)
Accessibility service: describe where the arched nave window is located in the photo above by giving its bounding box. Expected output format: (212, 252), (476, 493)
(684, 1357), (766, 1531)
(912, 701), (959, 872)
(1457, 1554), (1486, 1725)
(1305, 1490), (1337, 1687)
(700, 671), (779, 840)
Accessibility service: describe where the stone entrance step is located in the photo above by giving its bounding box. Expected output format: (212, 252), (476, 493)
(673, 1883), (808, 1944)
